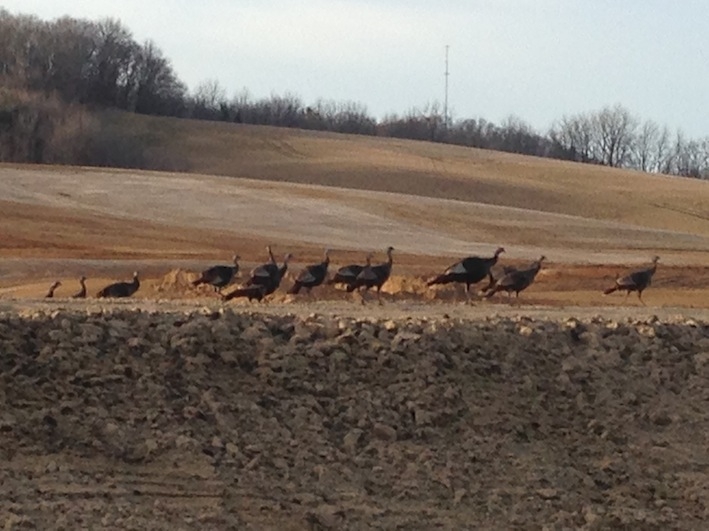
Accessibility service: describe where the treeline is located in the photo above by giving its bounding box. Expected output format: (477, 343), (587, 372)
(1, 9), (707, 179)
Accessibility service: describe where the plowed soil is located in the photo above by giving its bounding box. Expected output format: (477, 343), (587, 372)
(2, 307), (709, 529)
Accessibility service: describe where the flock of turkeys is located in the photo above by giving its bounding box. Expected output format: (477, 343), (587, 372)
(42, 245), (661, 306)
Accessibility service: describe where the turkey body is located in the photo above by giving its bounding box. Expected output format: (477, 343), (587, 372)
(289, 249), (330, 295)
(192, 255), (240, 293)
(428, 247), (505, 302)
(97, 272), (140, 298)
(603, 256), (659, 304)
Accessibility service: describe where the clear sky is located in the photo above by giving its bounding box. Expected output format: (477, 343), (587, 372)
(5, 1), (709, 137)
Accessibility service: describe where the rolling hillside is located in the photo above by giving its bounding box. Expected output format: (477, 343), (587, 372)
(114, 111), (709, 237)
(2, 111), (708, 263)
(1, 113), (709, 307)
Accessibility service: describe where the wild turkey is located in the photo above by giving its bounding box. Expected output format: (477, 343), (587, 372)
(329, 253), (370, 290)
(72, 276), (87, 299)
(223, 253), (292, 302)
(45, 281), (61, 298)
(288, 249), (330, 295)
(221, 284), (268, 302)
(485, 256), (545, 300)
(603, 256), (659, 304)
(192, 254), (240, 293)
(428, 247), (505, 303)
(97, 271), (140, 298)
(480, 264), (518, 294)
(347, 246), (394, 304)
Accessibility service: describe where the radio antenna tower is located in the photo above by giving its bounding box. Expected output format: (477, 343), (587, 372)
(444, 45), (450, 130)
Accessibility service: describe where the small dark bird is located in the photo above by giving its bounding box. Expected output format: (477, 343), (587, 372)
(45, 281), (61, 298)
(603, 256), (660, 304)
(72, 276), (87, 299)
(288, 249), (330, 295)
(428, 247), (505, 303)
(347, 246), (394, 304)
(191, 254), (240, 293)
(97, 271), (140, 298)
(485, 256), (545, 300)
(223, 253), (292, 302)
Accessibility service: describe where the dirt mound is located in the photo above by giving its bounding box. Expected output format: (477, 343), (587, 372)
(151, 268), (229, 300)
(381, 274), (433, 298)
(1, 309), (708, 528)
(152, 268), (199, 295)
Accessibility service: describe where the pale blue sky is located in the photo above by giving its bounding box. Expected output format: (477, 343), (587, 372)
(5, 1), (708, 137)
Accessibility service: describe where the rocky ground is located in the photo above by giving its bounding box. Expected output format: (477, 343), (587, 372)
(1, 305), (709, 530)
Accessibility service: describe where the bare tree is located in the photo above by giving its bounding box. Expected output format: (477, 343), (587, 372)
(129, 40), (186, 115)
(499, 115), (546, 155)
(549, 113), (596, 162)
(591, 104), (638, 167)
(655, 125), (673, 174)
(191, 79), (226, 119)
(633, 119), (660, 172)
(84, 18), (135, 106)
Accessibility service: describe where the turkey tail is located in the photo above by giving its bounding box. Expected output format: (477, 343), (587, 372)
(603, 286), (618, 295)
(288, 282), (302, 295)
(191, 277), (205, 287)
(427, 275), (447, 287)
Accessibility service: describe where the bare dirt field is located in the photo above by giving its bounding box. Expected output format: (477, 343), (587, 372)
(1, 128), (709, 528)
(2, 306), (709, 529)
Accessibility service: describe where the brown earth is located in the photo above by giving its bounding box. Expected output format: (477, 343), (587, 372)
(1, 308), (709, 529)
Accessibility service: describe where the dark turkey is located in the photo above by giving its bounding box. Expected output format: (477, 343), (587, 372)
(428, 247), (505, 303)
(288, 249), (330, 295)
(97, 271), (140, 298)
(347, 246), (394, 304)
(192, 254), (240, 293)
(45, 281), (61, 298)
(480, 264), (518, 294)
(221, 285), (267, 302)
(603, 256), (659, 304)
(485, 256), (545, 300)
(329, 254), (369, 290)
(223, 252), (292, 302)
(72, 276), (87, 299)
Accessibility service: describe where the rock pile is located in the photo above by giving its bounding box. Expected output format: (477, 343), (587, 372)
(1, 309), (708, 529)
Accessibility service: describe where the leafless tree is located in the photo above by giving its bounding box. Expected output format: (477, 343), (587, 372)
(591, 104), (638, 167)
(191, 79), (226, 119)
(549, 113), (596, 162)
(633, 119), (660, 172)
